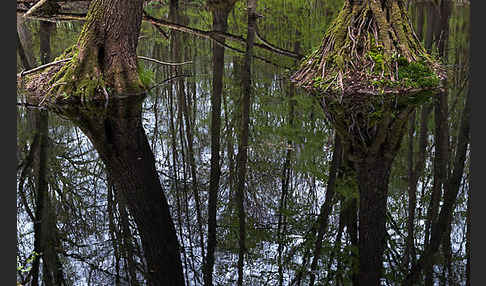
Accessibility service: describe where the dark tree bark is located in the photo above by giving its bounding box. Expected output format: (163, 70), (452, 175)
(17, 31), (32, 71)
(29, 110), (48, 286)
(17, 14), (36, 69)
(235, 1), (257, 284)
(355, 150), (396, 285)
(204, 2), (237, 285)
(56, 97), (185, 286)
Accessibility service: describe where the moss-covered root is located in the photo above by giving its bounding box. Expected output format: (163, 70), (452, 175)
(44, 45), (144, 103)
(46, 48), (105, 102)
(291, 0), (443, 94)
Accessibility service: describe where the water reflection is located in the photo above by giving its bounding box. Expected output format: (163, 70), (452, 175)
(17, 1), (470, 285)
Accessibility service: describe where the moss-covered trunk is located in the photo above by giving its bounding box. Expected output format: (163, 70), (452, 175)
(45, 0), (145, 99)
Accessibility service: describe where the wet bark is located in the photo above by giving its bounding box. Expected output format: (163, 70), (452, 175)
(345, 106), (413, 286)
(57, 97), (185, 286)
(355, 152), (395, 285)
(235, 1), (257, 284)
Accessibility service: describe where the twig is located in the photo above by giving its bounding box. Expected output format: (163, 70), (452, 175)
(255, 23), (301, 58)
(137, 56), (192, 66)
(23, 0), (49, 18)
(17, 57), (72, 78)
(16, 102), (46, 109)
(148, 74), (191, 91)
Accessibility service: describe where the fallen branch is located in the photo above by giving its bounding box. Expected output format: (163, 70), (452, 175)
(23, 0), (49, 18)
(148, 74), (192, 91)
(17, 56), (191, 79)
(17, 57), (72, 78)
(143, 12), (303, 59)
(17, 7), (302, 60)
(255, 23), (299, 59)
(138, 56), (192, 66)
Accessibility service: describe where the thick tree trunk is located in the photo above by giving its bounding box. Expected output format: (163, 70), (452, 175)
(79, 0), (144, 92)
(38, 0), (145, 98)
(58, 98), (185, 286)
(355, 153), (395, 285)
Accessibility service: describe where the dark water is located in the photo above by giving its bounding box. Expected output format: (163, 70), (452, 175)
(17, 1), (470, 285)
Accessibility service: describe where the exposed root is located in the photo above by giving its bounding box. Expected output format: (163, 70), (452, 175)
(291, 1), (445, 97)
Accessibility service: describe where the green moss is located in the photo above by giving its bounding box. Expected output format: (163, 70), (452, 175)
(369, 55), (440, 90)
(397, 59), (440, 88)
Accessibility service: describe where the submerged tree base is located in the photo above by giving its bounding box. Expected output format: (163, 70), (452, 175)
(20, 44), (145, 107)
(291, 0), (446, 158)
(20, 0), (146, 106)
(291, 0), (446, 284)
(291, 0), (445, 97)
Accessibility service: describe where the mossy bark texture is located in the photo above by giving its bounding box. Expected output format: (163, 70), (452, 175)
(292, 0), (443, 95)
(45, 0), (145, 100)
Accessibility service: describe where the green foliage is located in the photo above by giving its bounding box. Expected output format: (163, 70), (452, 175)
(137, 63), (155, 88)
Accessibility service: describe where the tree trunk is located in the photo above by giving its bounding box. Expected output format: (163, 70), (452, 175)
(308, 134), (342, 285)
(42, 0), (145, 98)
(235, 1), (257, 284)
(205, 2), (236, 284)
(58, 98), (185, 286)
(355, 152), (395, 285)
(17, 14), (36, 69)
(29, 110), (48, 286)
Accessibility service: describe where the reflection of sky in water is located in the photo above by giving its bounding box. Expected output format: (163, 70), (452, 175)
(17, 2), (470, 285)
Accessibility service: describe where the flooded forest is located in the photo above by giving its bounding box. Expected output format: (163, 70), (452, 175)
(16, 0), (470, 285)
